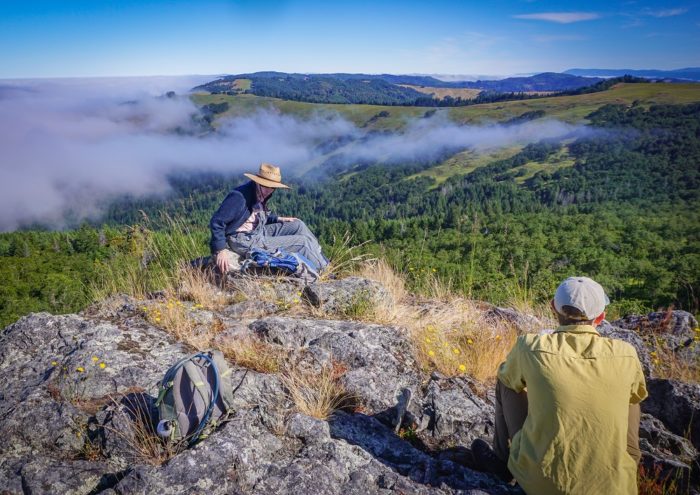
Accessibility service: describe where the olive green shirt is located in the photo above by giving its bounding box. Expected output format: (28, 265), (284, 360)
(498, 325), (648, 495)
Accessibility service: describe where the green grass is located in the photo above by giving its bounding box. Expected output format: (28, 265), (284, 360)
(190, 83), (700, 181)
(191, 93), (441, 128)
(447, 83), (700, 124)
(513, 145), (576, 184)
(192, 83), (700, 128)
(410, 146), (524, 186)
(234, 78), (252, 91)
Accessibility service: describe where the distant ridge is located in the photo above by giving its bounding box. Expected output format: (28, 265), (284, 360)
(193, 71), (603, 104)
(565, 67), (700, 81)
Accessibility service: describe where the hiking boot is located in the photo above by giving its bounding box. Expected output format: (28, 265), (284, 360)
(470, 438), (513, 482)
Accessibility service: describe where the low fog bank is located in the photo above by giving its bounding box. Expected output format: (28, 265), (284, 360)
(0, 78), (593, 231)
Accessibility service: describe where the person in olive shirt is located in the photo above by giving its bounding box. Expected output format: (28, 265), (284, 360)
(209, 163), (328, 274)
(472, 276), (647, 495)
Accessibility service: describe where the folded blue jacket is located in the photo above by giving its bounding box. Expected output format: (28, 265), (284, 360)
(209, 181), (278, 254)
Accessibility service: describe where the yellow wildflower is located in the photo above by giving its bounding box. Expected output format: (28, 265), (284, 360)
(428, 350), (435, 357)
(155, 317), (161, 322)
(76, 367), (85, 373)
(467, 338), (474, 345)
(453, 348), (461, 355)
(425, 337), (431, 344)
(99, 363), (106, 369)
(432, 268), (437, 272)
(51, 361), (58, 366)
(91, 356), (99, 362)
(459, 364), (467, 372)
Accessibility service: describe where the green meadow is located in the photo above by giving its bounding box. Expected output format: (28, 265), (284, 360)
(192, 83), (700, 128)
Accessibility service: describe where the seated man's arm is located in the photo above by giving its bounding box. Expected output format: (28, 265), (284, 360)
(629, 353), (648, 404)
(627, 352), (648, 464)
(497, 337), (527, 392)
(209, 192), (245, 254)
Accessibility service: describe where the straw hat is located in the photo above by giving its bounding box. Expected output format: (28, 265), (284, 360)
(243, 163), (290, 189)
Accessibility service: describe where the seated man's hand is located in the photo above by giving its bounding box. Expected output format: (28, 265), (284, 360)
(216, 249), (232, 273)
(278, 216), (298, 222)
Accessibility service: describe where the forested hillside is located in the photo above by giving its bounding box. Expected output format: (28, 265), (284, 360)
(2, 102), (698, 327)
(194, 71), (607, 106)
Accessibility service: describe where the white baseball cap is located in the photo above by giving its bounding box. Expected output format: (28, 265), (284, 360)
(553, 277), (610, 320)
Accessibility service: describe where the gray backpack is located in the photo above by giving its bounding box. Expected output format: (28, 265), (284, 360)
(155, 350), (234, 445)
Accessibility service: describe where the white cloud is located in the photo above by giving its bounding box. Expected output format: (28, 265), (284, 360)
(644, 8), (688, 17)
(0, 78), (594, 230)
(533, 34), (587, 43)
(513, 12), (601, 24)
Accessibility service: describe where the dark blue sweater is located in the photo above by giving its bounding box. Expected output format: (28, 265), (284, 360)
(209, 181), (278, 253)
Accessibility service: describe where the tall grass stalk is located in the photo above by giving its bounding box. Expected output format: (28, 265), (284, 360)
(90, 214), (209, 302)
(321, 232), (372, 280)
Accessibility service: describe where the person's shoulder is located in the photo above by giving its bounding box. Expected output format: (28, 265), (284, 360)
(512, 333), (539, 353)
(224, 187), (247, 202)
(518, 333), (542, 346)
(602, 336), (641, 358)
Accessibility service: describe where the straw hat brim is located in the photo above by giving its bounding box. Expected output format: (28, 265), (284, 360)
(243, 173), (290, 189)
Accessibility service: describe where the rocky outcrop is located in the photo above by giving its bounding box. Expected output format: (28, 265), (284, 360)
(0, 279), (698, 494)
(304, 276), (392, 315)
(643, 378), (700, 450)
(613, 310), (700, 368)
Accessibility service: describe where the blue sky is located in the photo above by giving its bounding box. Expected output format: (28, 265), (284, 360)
(1, 0), (698, 78)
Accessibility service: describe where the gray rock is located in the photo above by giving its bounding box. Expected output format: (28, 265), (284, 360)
(1, 301), (697, 495)
(327, 412), (516, 494)
(222, 300), (280, 319)
(287, 413), (331, 444)
(643, 378), (700, 450)
(481, 306), (546, 334)
(251, 317), (421, 414)
(639, 413), (698, 485)
(19, 459), (119, 495)
(613, 310), (698, 350)
(597, 320), (654, 377)
(111, 409), (293, 495)
(411, 374), (495, 451)
(304, 276), (392, 315)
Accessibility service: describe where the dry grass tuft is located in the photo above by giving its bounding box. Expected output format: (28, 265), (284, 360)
(409, 299), (518, 382)
(649, 343), (700, 384)
(106, 393), (181, 466)
(355, 260), (520, 382)
(321, 232), (373, 281)
(141, 298), (226, 351)
(357, 258), (407, 303)
(281, 361), (357, 420)
(143, 299), (197, 342)
(176, 263), (233, 310)
(218, 336), (289, 374)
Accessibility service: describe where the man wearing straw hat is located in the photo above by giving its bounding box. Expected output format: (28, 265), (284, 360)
(471, 276), (647, 494)
(209, 163), (328, 274)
